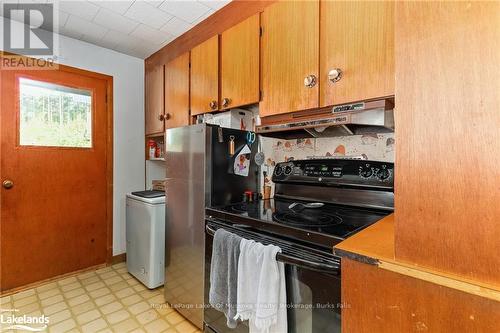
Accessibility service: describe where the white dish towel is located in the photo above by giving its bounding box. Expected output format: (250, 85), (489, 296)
(234, 239), (287, 333)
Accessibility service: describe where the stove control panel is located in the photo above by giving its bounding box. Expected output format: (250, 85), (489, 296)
(272, 159), (394, 188)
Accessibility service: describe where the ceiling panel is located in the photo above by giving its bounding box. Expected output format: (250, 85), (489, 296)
(0, 0), (232, 59)
(159, 0), (210, 24)
(160, 16), (192, 37)
(124, 1), (172, 29)
(93, 7), (139, 34)
(88, 0), (133, 15)
(130, 23), (173, 45)
(59, 0), (99, 21)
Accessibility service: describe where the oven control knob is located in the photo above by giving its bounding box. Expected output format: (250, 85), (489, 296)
(376, 168), (391, 181)
(275, 165), (283, 176)
(284, 165), (293, 176)
(359, 164), (373, 178)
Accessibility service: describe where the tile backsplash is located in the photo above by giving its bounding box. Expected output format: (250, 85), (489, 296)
(258, 133), (395, 197)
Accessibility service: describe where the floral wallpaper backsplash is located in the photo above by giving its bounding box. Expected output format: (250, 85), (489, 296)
(258, 133), (395, 197)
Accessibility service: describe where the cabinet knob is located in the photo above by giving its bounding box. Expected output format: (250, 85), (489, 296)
(304, 75), (317, 88)
(209, 100), (218, 110)
(222, 98), (231, 108)
(158, 114), (165, 121)
(2, 180), (13, 189)
(165, 113), (171, 120)
(328, 68), (343, 83)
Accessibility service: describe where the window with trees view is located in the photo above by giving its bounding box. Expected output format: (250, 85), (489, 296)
(19, 78), (92, 148)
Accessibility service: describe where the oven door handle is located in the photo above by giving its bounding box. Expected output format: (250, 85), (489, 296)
(205, 224), (217, 236)
(205, 224), (340, 275)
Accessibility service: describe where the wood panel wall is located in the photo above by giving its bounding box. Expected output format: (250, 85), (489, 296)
(342, 259), (500, 332)
(145, 0), (276, 72)
(394, 2), (500, 286)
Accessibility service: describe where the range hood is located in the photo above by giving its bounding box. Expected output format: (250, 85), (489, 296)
(256, 98), (394, 139)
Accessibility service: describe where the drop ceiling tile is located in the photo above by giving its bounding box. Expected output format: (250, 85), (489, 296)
(112, 42), (144, 58)
(144, 1), (164, 8)
(89, 0), (134, 15)
(93, 7), (139, 34)
(63, 14), (107, 40)
(58, 23), (83, 40)
(198, 0), (230, 11)
(59, 1), (100, 21)
(191, 7), (214, 25)
(160, 16), (192, 37)
(102, 29), (145, 49)
(159, 0), (210, 24)
(129, 23), (173, 45)
(80, 32), (106, 48)
(124, 1), (173, 30)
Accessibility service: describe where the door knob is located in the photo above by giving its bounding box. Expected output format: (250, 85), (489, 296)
(2, 180), (13, 189)
(165, 113), (171, 120)
(328, 68), (343, 83)
(209, 100), (218, 110)
(304, 75), (317, 88)
(222, 98), (231, 108)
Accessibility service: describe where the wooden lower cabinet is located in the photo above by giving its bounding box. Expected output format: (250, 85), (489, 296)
(164, 52), (190, 129)
(341, 258), (500, 332)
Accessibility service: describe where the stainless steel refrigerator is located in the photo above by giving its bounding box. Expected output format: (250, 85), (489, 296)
(164, 124), (258, 329)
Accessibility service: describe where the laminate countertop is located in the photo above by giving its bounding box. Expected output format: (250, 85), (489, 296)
(333, 214), (500, 302)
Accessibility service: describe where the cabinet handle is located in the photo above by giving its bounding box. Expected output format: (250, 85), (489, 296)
(304, 75), (317, 88)
(328, 68), (343, 83)
(209, 100), (218, 110)
(222, 98), (231, 108)
(158, 114), (165, 121)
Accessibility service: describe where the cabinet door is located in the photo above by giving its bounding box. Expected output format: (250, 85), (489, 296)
(220, 14), (260, 110)
(145, 64), (165, 135)
(165, 52), (190, 129)
(260, 0), (319, 117)
(190, 36), (219, 116)
(320, 1), (394, 107)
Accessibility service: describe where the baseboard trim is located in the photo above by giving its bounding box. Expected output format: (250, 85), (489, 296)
(0, 263), (106, 297)
(111, 253), (126, 265)
(1, 254), (127, 296)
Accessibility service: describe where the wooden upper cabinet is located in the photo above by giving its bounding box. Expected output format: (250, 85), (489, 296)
(145, 64), (164, 135)
(320, 1), (394, 107)
(165, 52), (190, 129)
(220, 14), (260, 110)
(190, 35), (219, 116)
(260, 0), (319, 117)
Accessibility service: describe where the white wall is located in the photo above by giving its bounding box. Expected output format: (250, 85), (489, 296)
(1, 18), (145, 255)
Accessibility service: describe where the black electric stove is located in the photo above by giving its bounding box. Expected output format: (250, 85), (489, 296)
(206, 158), (394, 250)
(204, 159), (394, 333)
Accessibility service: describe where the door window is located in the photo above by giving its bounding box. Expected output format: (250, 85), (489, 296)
(19, 78), (92, 148)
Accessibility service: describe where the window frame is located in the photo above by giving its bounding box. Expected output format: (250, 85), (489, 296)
(15, 74), (97, 150)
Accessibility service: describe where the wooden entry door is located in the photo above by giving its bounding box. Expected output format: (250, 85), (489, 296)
(0, 62), (112, 292)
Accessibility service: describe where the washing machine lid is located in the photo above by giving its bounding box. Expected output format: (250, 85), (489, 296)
(127, 190), (165, 204)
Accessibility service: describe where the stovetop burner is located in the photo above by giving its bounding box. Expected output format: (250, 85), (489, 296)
(209, 198), (391, 243)
(273, 211), (343, 227)
(230, 203), (259, 214)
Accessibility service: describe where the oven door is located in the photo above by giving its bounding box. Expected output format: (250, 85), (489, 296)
(204, 219), (341, 333)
